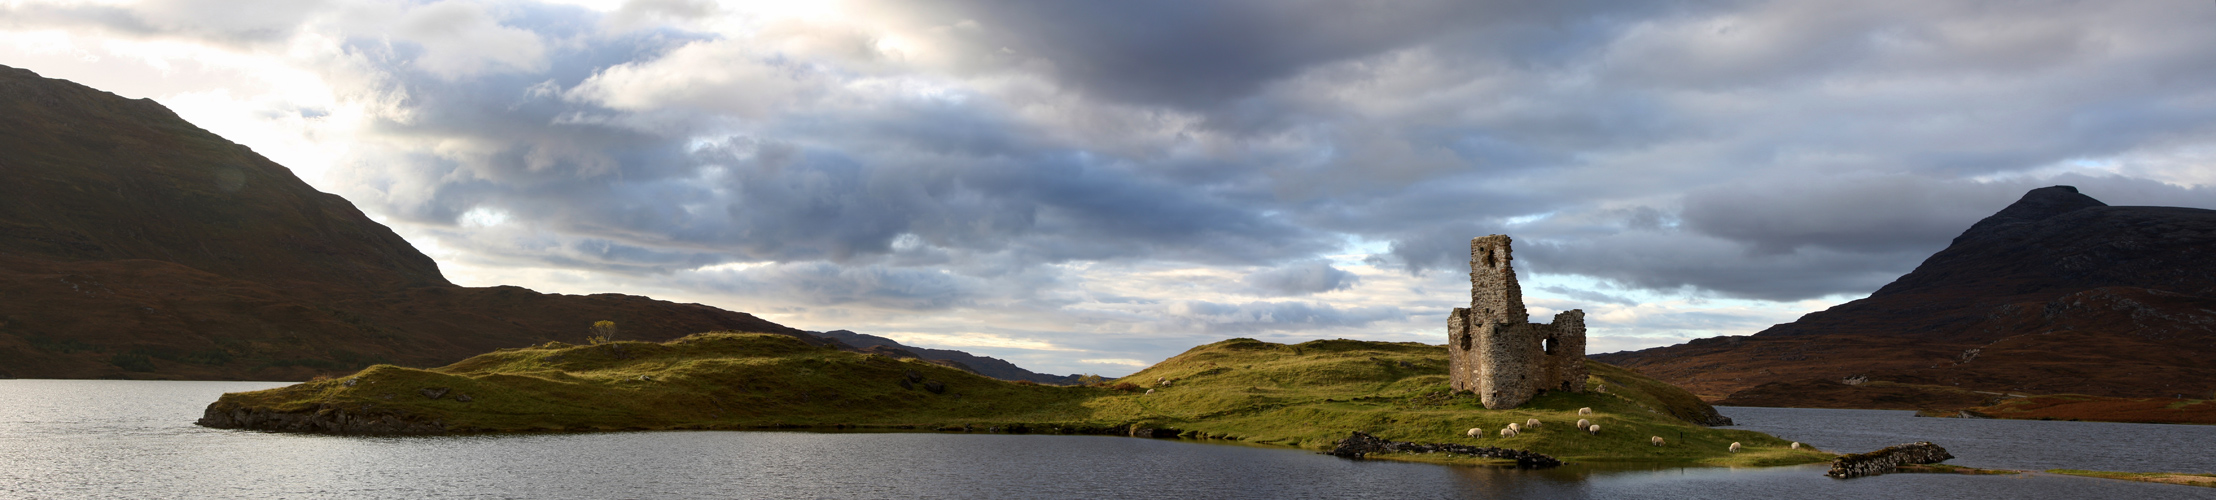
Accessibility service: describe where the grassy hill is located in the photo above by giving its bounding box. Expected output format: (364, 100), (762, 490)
(201, 333), (1831, 466)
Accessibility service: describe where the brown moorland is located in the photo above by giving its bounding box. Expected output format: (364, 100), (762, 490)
(1944, 394), (2216, 425)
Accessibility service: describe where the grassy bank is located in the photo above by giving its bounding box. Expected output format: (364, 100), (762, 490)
(2048, 469), (2216, 488)
(1923, 394), (2216, 425)
(204, 333), (1833, 466)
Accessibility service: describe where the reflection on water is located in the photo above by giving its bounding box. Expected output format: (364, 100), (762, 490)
(1721, 405), (2216, 473)
(0, 380), (2206, 499)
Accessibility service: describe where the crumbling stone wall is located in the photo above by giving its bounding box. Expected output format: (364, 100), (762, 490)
(1448, 235), (1588, 409)
(1827, 442), (1954, 479)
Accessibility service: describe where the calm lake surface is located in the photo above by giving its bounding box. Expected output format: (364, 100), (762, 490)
(2, 380), (2210, 499)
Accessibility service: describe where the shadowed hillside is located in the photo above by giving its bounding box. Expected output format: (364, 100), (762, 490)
(1596, 186), (2216, 410)
(813, 329), (1081, 384)
(0, 64), (826, 380)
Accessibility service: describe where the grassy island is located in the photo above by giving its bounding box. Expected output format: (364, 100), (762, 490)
(200, 333), (1833, 466)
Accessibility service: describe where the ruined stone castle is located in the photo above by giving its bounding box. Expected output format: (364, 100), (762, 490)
(1447, 235), (1588, 409)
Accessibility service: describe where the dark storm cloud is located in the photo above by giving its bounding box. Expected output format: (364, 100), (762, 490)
(1678, 175), (2021, 256)
(902, 0), (1686, 115)
(315, 2), (1339, 276)
(1518, 231), (1919, 301)
(1678, 174), (2216, 260)
(1515, 175), (2216, 301)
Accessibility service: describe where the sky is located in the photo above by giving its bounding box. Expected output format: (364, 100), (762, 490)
(6, 0), (2216, 377)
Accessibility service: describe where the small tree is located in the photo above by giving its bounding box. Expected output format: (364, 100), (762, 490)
(587, 320), (618, 344)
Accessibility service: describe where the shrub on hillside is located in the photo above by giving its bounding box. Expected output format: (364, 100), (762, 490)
(587, 321), (617, 344)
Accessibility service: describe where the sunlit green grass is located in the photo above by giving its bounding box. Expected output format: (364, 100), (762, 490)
(211, 333), (1832, 466)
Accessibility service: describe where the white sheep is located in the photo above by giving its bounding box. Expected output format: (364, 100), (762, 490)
(1577, 407), (1592, 415)
(1500, 428), (1518, 437)
(1651, 436), (1664, 447)
(1791, 442), (1801, 450)
(1728, 442), (1742, 453)
(1576, 418), (1591, 429)
(1144, 389), (1154, 395)
(1585, 424), (1599, 435)
(1525, 418), (1541, 428)
(1507, 422), (1521, 432)
(1467, 428), (1483, 438)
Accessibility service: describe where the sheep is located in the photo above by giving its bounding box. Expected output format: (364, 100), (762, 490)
(1500, 428), (1518, 437)
(1585, 424), (1599, 435)
(1728, 442), (1742, 453)
(1467, 428), (1483, 438)
(1791, 442), (1801, 450)
(1145, 389), (1155, 395)
(1576, 418), (1591, 429)
(1651, 436), (1665, 447)
(1577, 407), (1592, 416)
(1507, 423), (1521, 432)
(1525, 418), (1541, 428)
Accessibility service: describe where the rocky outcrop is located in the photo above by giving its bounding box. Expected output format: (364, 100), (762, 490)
(1326, 431), (1562, 468)
(196, 401), (447, 435)
(1826, 442), (1954, 479)
(1128, 425), (1182, 438)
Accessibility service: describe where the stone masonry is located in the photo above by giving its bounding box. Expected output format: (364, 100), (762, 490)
(1448, 235), (1588, 409)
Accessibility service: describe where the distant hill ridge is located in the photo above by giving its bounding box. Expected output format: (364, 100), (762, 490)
(812, 330), (1081, 385)
(1594, 186), (2216, 409)
(0, 63), (829, 380)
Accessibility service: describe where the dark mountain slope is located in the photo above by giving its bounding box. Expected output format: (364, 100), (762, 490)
(814, 329), (1081, 384)
(0, 64), (825, 380)
(0, 64), (443, 290)
(1595, 187), (2216, 407)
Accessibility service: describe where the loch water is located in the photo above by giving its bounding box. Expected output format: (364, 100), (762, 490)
(2, 380), (2210, 499)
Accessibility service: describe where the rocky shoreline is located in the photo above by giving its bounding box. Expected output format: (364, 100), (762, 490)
(1327, 431), (1564, 468)
(196, 401), (448, 435)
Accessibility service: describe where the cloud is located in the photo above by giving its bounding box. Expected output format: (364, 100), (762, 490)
(1079, 358), (1149, 367)
(1163, 299), (1405, 333)
(13, 0), (2216, 376)
(1536, 285), (1636, 306)
(1242, 260), (1359, 296)
(393, 1), (551, 79)
(0, 0), (329, 45)
(683, 261), (987, 311)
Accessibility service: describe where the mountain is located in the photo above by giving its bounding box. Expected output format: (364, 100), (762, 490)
(1594, 186), (2216, 409)
(0, 64), (829, 380)
(812, 330), (1082, 384)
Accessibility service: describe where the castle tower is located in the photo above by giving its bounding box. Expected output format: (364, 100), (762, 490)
(1448, 235), (1588, 409)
